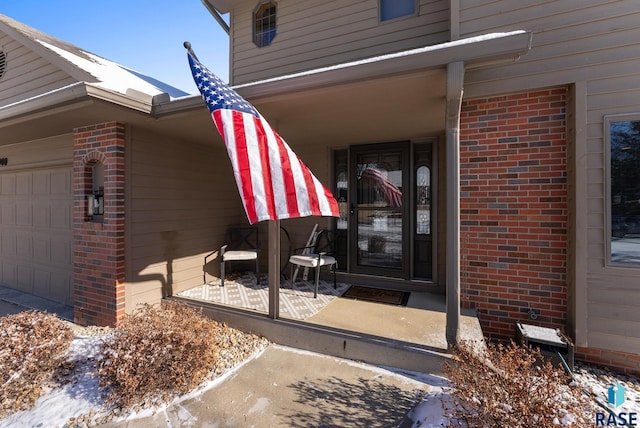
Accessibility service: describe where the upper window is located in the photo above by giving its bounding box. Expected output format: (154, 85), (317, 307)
(254, 1), (276, 48)
(380, 0), (416, 22)
(607, 115), (640, 265)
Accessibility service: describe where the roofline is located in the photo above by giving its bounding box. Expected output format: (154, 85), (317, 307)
(205, 0), (234, 14)
(0, 82), (155, 125)
(154, 30), (532, 116)
(234, 31), (532, 99)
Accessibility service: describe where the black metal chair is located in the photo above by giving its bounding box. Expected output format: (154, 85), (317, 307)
(288, 229), (337, 298)
(204, 227), (260, 286)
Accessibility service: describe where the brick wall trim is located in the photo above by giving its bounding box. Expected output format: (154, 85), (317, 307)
(72, 122), (126, 326)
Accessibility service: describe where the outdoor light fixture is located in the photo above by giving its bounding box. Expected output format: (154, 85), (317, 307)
(87, 187), (104, 218)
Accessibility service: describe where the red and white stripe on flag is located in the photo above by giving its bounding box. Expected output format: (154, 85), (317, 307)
(188, 51), (339, 224)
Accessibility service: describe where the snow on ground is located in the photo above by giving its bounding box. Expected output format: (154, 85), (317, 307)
(0, 334), (105, 428)
(1, 333), (639, 427)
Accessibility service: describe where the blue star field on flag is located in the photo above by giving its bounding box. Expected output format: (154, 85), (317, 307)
(188, 55), (259, 118)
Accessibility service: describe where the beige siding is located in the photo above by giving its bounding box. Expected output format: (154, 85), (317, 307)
(460, 0), (640, 353)
(124, 128), (245, 312)
(0, 32), (77, 107)
(230, 0), (449, 84)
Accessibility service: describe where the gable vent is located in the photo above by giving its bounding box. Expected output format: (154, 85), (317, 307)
(0, 50), (5, 80)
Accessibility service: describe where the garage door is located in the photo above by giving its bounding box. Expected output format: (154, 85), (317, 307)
(0, 166), (73, 305)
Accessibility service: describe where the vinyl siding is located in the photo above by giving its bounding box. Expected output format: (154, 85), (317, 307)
(125, 128), (245, 312)
(230, 0), (449, 84)
(0, 32), (76, 107)
(459, 0), (640, 352)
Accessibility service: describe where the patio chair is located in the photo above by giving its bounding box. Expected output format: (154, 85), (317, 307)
(289, 229), (337, 298)
(205, 226), (260, 286)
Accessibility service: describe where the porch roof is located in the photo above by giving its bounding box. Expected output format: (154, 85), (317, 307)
(156, 30), (531, 115)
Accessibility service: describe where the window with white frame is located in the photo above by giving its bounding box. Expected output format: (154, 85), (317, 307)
(253, 1), (276, 48)
(607, 115), (640, 265)
(380, 0), (416, 22)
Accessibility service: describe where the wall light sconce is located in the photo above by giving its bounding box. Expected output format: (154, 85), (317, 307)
(87, 186), (104, 218)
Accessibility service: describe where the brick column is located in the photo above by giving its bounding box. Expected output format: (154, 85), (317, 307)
(459, 88), (568, 340)
(73, 122), (126, 326)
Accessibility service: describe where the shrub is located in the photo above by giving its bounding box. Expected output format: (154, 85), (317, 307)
(443, 340), (592, 427)
(97, 301), (256, 409)
(0, 311), (74, 417)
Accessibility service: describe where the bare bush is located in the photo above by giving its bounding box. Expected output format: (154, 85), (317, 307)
(443, 341), (592, 427)
(97, 301), (265, 409)
(0, 311), (74, 418)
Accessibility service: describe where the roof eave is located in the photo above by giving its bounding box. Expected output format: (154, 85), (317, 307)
(234, 31), (532, 100)
(153, 31), (532, 116)
(0, 82), (154, 126)
(205, 0), (234, 14)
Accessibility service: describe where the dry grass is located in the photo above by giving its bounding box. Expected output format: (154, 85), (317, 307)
(97, 301), (267, 410)
(443, 340), (592, 427)
(0, 311), (74, 418)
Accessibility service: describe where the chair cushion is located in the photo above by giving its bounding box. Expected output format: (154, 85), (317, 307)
(223, 250), (258, 261)
(289, 253), (336, 268)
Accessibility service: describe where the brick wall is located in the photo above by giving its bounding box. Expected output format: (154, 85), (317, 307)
(576, 346), (640, 376)
(73, 122), (126, 326)
(459, 88), (568, 340)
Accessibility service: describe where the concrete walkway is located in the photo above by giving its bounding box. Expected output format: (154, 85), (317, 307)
(103, 345), (444, 428)
(0, 287), (452, 427)
(0, 285), (73, 320)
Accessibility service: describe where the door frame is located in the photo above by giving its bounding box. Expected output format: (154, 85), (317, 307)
(333, 139), (438, 283)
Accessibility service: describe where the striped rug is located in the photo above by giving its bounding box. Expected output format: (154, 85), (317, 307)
(178, 273), (350, 320)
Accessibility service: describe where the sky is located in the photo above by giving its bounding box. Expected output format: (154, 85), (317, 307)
(0, 0), (230, 95)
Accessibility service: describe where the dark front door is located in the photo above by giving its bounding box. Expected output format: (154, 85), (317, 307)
(349, 143), (410, 277)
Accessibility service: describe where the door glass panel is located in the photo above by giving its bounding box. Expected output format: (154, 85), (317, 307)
(356, 157), (402, 208)
(355, 152), (403, 270)
(356, 209), (403, 268)
(413, 144), (433, 279)
(416, 166), (430, 234)
(333, 149), (348, 270)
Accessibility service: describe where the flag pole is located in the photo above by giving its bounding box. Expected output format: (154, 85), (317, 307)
(183, 41), (199, 61)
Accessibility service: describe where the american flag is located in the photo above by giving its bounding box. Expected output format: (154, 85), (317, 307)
(188, 52), (339, 224)
(362, 165), (403, 207)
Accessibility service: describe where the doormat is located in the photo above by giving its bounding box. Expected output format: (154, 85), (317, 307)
(342, 285), (410, 306)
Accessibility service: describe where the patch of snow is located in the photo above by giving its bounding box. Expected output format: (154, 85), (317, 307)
(36, 40), (187, 99)
(0, 335), (104, 428)
(404, 388), (454, 428)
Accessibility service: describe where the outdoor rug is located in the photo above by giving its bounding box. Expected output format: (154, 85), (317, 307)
(341, 285), (410, 306)
(178, 273), (351, 320)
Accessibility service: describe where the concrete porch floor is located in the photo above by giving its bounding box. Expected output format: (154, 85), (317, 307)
(175, 275), (484, 374)
(306, 291), (483, 351)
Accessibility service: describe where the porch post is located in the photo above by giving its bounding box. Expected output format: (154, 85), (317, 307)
(445, 61), (464, 346)
(268, 219), (281, 319)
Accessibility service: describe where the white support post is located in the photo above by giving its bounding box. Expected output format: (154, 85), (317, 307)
(446, 61), (464, 347)
(268, 219), (280, 319)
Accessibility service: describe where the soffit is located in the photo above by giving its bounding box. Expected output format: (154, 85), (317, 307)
(206, 0), (235, 14)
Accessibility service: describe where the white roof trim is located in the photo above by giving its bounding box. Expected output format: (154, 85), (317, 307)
(235, 31), (527, 90)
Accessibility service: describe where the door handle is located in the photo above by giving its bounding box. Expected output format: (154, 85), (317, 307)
(349, 203), (354, 215)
